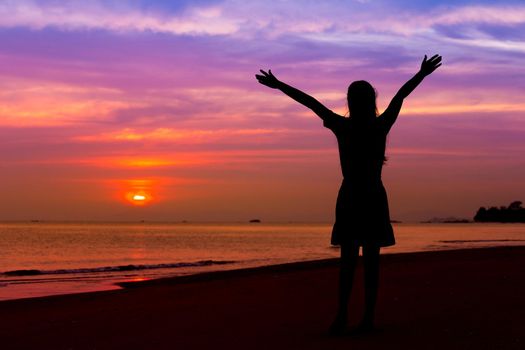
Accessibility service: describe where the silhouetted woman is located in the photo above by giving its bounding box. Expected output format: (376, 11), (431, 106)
(256, 54), (442, 334)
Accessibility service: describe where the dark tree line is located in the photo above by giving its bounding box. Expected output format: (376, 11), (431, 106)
(474, 201), (525, 223)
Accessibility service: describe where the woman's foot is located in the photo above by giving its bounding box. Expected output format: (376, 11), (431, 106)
(349, 319), (375, 335)
(328, 313), (347, 336)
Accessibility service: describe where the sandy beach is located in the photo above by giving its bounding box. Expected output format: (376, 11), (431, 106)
(1, 246), (524, 349)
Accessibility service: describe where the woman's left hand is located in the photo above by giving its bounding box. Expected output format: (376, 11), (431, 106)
(255, 69), (280, 89)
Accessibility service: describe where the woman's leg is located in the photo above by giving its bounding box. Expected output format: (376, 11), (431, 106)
(330, 242), (359, 332)
(362, 244), (381, 327)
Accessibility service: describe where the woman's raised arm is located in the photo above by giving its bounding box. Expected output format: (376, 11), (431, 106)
(255, 69), (334, 121)
(381, 54), (442, 132)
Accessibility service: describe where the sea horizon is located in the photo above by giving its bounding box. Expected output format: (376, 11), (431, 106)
(0, 218), (480, 224)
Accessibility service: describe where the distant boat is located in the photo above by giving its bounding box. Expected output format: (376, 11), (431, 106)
(249, 219), (261, 223)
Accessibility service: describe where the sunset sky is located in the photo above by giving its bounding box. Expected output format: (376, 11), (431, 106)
(1, 0), (524, 222)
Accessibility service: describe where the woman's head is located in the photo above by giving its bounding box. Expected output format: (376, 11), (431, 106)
(347, 80), (378, 120)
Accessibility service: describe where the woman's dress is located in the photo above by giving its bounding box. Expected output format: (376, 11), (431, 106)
(323, 112), (395, 247)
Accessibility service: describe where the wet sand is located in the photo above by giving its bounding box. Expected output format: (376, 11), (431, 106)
(1, 247), (524, 349)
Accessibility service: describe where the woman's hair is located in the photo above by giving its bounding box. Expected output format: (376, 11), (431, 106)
(347, 80), (378, 120)
(347, 80), (387, 163)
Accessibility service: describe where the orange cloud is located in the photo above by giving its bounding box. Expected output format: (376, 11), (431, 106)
(74, 127), (293, 143)
(0, 81), (129, 126)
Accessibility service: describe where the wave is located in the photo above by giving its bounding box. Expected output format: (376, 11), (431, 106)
(2, 260), (236, 277)
(439, 239), (525, 243)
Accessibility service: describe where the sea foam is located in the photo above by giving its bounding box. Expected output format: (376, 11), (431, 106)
(3, 260), (235, 276)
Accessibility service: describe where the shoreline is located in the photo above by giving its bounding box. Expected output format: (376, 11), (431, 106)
(116, 245), (522, 288)
(2, 245), (525, 302)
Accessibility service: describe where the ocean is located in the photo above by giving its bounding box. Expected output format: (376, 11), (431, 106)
(1, 222), (524, 301)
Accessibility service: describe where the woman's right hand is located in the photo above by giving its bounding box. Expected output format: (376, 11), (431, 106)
(255, 69), (281, 89)
(420, 54), (442, 76)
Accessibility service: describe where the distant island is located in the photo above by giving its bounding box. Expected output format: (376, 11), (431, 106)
(249, 219), (261, 223)
(474, 201), (525, 223)
(421, 217), (471, 223)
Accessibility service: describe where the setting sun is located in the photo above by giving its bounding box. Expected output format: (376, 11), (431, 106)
(125, 190), (152, 206)
(117, 179), (159, 206)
